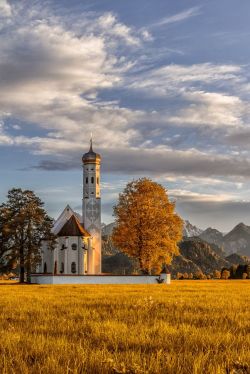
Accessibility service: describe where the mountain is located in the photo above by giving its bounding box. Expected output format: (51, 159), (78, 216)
(199, 227), (224, 247)
(223, 223), (250, 256)
(183, 220), (203, 237)
(102, 222), (116, 237)
(225, 253), (250, 265)
(177, 238), (230, 274)
(170, 254), (201, 275)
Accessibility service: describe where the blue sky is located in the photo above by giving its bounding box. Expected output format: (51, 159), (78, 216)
(1, 0), (250, 231)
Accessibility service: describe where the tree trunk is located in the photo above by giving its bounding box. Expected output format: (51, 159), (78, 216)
(26, 260), (31, 283)
(19, 244), (25, 283)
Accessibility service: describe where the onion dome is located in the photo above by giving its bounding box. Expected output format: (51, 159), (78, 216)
(82, 138), (101, 163)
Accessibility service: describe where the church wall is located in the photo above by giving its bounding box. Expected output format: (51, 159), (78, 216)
(40, 241), (54, 274)
(30, 274), (171, 285)
(55, 236), (87, 275)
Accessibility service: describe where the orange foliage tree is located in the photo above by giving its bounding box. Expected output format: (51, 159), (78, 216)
(112, 178), (183, 275)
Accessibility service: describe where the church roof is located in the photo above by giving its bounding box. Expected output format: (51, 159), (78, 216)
(57, 215), (90, 237)
(82, 138), (101, 163)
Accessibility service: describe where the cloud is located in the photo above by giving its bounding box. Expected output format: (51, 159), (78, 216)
(97, 13), (141, 46)
(176, 199), (250, 232)
(129, 63), (242, 97)
(150, 6), (201, 28)
(169, 91), (245, 128)
(29, 146), (250, 182)
(0, 122), (13, 144)
(226, 130), (250, 145)
(0, 0), (11, 17)
(1, 0), (250, 189)
(0, 2), (149, 152)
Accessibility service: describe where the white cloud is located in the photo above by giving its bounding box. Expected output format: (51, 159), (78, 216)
(129, 63), (242, 96)
(169, 188), (234, 202)
(97, 13), (141, 46)
(0, 2), (149, 154)
(169, 91), (244, 128)
(150, 6), (201, 28)
(0, 0), (11, 17)
(0, 123), (13, 145)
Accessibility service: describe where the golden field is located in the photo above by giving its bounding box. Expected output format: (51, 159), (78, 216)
(0, 281), (249, 374)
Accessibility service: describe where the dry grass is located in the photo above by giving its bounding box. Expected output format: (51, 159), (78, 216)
(0, 281), (249, 374)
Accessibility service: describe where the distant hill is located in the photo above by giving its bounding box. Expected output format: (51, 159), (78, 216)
(199, 227), (224, 247)
(223, 223), (250, 256)
(225, 253), (249, 265)
(177, 238), (230, 274)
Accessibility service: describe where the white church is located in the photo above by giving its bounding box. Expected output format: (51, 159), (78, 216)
(31, 140), (170, 284)
(38, 139), (102, 276)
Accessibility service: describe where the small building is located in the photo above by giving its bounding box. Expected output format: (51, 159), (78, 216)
(40, 205), (91, 275)
(38, 139), (102, 276)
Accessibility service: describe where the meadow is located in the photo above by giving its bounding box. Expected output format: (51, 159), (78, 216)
(0, 281), (249, 374)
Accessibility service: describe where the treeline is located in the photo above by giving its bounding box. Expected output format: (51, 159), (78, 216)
(176, 264), (250, 280)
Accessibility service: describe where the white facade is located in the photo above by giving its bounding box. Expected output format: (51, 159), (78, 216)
(82, 140), (102, 274)
(39, 205), (91, 275)
(39, 141), (102, 276)
(31, 274), (171, 285)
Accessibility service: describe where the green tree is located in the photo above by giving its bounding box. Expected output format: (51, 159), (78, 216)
(0, 188), (56, 282)
(112, 178), (183, 275)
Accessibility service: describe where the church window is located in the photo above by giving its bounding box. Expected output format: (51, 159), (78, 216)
(91, 177), (94, 184)
(44, 262), (47, 273)
(60, 262), (64, 273)
(54, 261), (57, 274)
(71, 262), (76, 274)
(72, 243), (77, 250)
(86, 177), (88, 184)
(97, 177), (99, 185)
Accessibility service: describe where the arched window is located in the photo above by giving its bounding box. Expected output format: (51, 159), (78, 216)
(86, 177), (88, 184)
(72, 243), (77, 250)
(71, 262), (76, 274)
(60, 262), (64, 274)
(43, 262), (47, 273)
(97, 177), (99, 185)
(91, 176), (94, 184)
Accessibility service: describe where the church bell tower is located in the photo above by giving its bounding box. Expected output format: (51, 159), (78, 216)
(82, 139), (101, 274)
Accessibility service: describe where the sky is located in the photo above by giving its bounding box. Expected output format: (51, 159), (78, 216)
(1, 0), (250, 232)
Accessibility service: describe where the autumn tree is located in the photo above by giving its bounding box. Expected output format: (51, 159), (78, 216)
(213, 270), (221, 279)
(112, 178), (183, 275)
(0, 189), (56, 282)
(221, 269), (230, 280)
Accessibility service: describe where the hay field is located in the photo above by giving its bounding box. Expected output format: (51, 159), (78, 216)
(0, 281), (249, 374)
